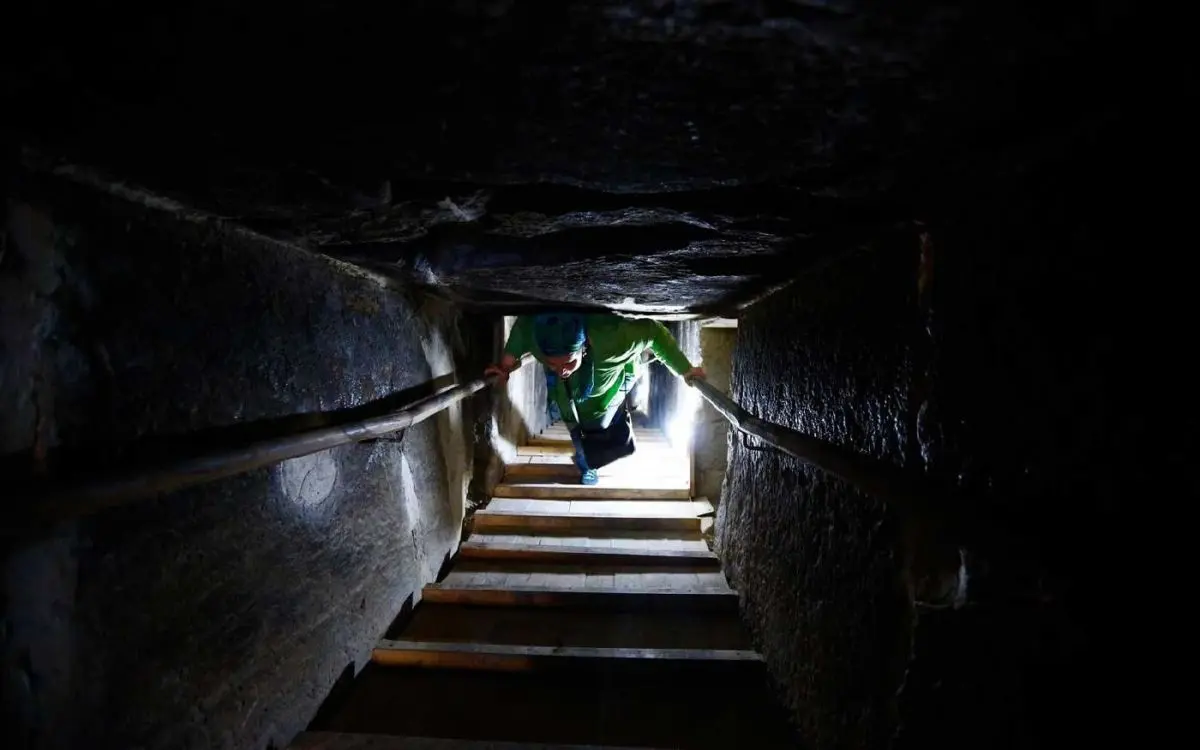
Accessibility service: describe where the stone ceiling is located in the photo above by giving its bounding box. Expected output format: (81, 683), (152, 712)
(6, 1), (1131, 313)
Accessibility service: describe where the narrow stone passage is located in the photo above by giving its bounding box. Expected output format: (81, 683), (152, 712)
(297, 422), (795, 749)
(2, 4), (1148, 747)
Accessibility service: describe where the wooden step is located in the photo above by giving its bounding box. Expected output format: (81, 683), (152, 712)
(422, 585), (736, 611)
(474, 499), (712, 533)
(485, 498), (712, 516)
(459, 539), (718, 566)
(446, 560), (730, 586)
(476, 512), (701, 532)
(467, 529), (709, 548)
(540, 424), (672, 436)
(424, 563), (734, 611)
(288, 733), (653, 749)
(517, 443), (574, 456)
(502, 464), (608, 482)
(394, 603), (752, 651)
(309, 662), (797, 748)
(531, 431), (672, 444)
(527, 434), (575, 447)
(510, 452), (680, 465)
(504, 455), (690, 484)
(499, 453), (686, 470)
(527, 433), (672, 447)
(540, 423), (666, 435)
(493, 482), (690, 500)
(373, 640), (763, 671)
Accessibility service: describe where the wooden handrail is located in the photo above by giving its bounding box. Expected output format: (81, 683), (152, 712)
(12, 355), (533, 534)
(690, 378), (933, 510)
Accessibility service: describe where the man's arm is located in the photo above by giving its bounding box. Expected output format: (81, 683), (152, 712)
(638, 320), (706, 382)
(550, 377), (578, 427)
(485, 317), (534, 383)
(552, 378), (593, 476)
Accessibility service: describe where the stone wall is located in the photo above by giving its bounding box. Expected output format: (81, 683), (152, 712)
(2, 165), (473, 750)
(467, 315), (549, 514)
(717, 237), (917, 750)
(648, 320), (701, 448)
(693, 326), (735, 503)
(717, 160), (1148, 748)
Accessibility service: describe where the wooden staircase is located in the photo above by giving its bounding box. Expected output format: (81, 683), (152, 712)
(296, 423), (795, 749)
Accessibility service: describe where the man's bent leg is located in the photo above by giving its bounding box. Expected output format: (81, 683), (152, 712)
(567, 423), (599, 485)
(575, 402), (635, 472)
(594, 400), (626, 430)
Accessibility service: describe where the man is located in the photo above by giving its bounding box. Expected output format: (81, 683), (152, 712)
(486, 313), (705, 485)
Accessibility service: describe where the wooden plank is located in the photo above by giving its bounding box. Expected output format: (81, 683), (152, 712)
(288, 732), (651, 749)
(503, 465), (690, 483)
(517, 449), (686, 463)
(309, 666), (798, 749)
(504, 463), (689, 481)
(485, 498), (708, 517)
(505, 449), (685, 466)
(528, 568), (586, 589)
(518, 443), (575, 456)
(509, 452), (689, 469)
(495, 478), (690, 492)
(585, 572), (615, 589)
(473, 511), (702, 532)
(527, 434), (573, 447)
(540, 434), (670, 443)
(514, 454), (573, 465)
(528, 432), (671, 446)
(469, 528), (705, 544)
(482, 498), (712, 517)
(422, 583), (738, 611)
(532, 436), (673, 448)
(487, 498), (575, 514)
(397, 603), (752, 651)
(447, 561), (730, 589)
(372, 640), (763, 671)
(493, 483), (690, 500)
(571, 499), (713, 516)
(468, 532), (710, 551)
(473, 500), (712, 532)
(459, 540), (719, 566)
(504, 464), (584, 481)
(539, 425), (668, 437)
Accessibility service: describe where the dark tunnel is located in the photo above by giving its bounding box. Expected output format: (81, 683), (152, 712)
(2, 2), (1166, 749)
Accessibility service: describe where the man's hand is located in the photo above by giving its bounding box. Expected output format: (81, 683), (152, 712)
(484, 353), (520, 385)
(484, 364), (510, 385)
(683, 366), (707, 385)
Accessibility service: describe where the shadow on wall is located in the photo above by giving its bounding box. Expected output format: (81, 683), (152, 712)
(648, 320), (702, 450)
(695, 325), (736, 504)
(1, 167), (477, 750)
(716, 231), (948, 750)
(466, 315), (548, 515)
(2, 374), (459, 496)
(717, 166), (1149, 748)
(413, 296), (473, 535)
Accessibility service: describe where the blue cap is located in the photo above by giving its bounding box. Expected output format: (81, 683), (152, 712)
(532, 313), (586, 356)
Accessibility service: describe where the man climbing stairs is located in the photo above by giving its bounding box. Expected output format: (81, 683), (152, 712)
(295, 424), (795, 749)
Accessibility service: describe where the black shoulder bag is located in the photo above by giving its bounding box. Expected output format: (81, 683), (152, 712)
(564, 371), (637, 470)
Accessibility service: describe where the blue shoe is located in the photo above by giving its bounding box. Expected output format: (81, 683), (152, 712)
(580, 469), (599, 486)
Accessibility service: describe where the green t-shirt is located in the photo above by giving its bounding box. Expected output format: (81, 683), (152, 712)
(504, 315), (694, 426)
